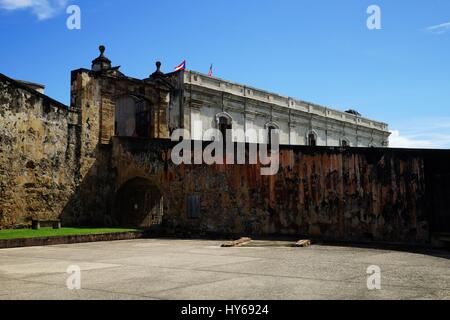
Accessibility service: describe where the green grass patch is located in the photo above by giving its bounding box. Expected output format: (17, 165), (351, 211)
(0, 228), (140, 240)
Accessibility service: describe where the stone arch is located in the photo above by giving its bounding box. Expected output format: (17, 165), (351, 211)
(113, 177), (163, 228)
(264, 121), (280, 130)
(215, 111), (233, 127)
(114, 95), (153, 138)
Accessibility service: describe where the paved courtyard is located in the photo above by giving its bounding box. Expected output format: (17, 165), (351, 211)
(0, 239), (449, 300)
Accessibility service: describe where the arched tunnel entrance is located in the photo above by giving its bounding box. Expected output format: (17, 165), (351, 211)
(114, 178), (163, 228)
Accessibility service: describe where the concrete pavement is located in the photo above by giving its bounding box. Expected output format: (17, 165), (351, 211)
(0, 239), (448, 300)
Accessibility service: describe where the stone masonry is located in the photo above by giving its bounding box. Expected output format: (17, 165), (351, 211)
(0, 46), (449, 244)
(0, 74), (79, 227)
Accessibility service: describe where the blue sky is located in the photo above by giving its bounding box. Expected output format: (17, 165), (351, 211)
(0, 0), (449, 148)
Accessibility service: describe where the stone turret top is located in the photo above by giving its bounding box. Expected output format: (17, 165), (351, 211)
(91, 45), (112, 71)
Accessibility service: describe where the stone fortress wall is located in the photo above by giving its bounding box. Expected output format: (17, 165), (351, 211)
(0, 73), (79, 227)
(0, 46), (448, 244)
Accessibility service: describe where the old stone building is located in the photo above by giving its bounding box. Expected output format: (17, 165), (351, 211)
(77, 46), (391, 148)
(0, 46), (449, 244)
(181, 71), (390, 147)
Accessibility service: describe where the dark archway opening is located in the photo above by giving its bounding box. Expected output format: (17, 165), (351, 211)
(218, 116), (232, 145)
(114, 178), (163, 228)
(308, 133), (317, 147)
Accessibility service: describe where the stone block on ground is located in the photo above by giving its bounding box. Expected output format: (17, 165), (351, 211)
(294, 240), (311, 247)
(221, 237), (252, 248)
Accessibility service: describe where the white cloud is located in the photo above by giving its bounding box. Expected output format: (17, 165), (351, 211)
(426, 22), (450, 35)
(389, 117), (450, 149)
(389, 130), (450, 149)
(0, 0), (68, 20)
(389, 130), (434, 149)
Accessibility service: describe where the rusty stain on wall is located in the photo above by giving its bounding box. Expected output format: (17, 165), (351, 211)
(107, 138), (447, 243)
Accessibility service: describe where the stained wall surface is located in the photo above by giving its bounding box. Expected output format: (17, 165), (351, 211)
(111, 138), (450, 243)
(0, 74), (79, 227)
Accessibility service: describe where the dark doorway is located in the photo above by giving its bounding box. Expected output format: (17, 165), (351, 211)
(135, 100), (152, 137)
(114, 178), (163, 228)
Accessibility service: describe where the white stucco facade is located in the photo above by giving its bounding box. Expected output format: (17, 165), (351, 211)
(181, 70), (390, 147)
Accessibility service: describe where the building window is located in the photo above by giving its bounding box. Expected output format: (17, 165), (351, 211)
(219, 117), (231, 141)
(341, 139), (350, 148)
(307, 132), (317, 146)
(216, 112), (233, 144)
(135, 100), (152, 137)
(265, 122), (279, 145)
(187, 195), (200, 219)
(115, 96), (152, 138)
(268, 126), (276, 146)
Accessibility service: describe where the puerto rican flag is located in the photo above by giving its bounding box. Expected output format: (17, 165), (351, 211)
(208, 64), (213, 77)
(174, 60), (186, 72)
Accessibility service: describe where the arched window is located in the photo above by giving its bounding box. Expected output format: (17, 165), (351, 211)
(265, 122), (280, 146)
(341, 138), (350, 148)
(215, 112), (233, 143)
(115, 96), (152, 138)
(307, 131), (317, 146)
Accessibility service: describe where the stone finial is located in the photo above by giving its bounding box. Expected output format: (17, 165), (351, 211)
(151, 61), (163, 78)
(91, 45), (112, 71)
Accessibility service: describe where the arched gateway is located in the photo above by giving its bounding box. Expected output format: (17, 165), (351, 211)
(114, 178), (163, 228)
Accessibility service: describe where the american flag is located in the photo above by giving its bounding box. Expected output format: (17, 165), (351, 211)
(208, 64), (213, 77)
(174, 60), (186, 72)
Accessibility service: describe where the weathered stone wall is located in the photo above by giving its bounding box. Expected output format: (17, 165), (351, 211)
(62, 68), (176, 226)
(110, 138), (450, 243)
(0, 75), (79, 228)
(71, 68), (175, 145)
(0, 65), (179, 229)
